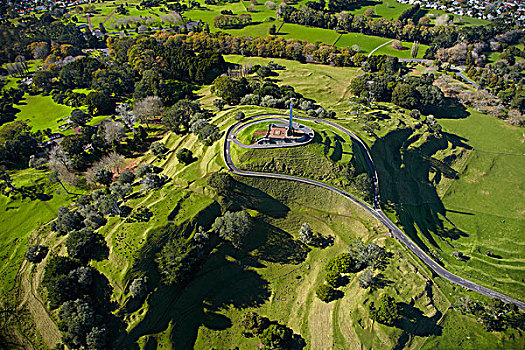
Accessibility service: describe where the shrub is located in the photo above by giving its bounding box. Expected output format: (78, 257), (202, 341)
(325, 253), (356, 273)
(25, 244), (49, 263)
(369, 294), (400, 326)
(316, 284), (342, 302)
(176, 148), (194, 165)
(325, 270), (343, 288)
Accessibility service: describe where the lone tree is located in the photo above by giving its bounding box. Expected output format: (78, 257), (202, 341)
(316, 284), (342, 302)
(212, 211), (252, 249)
(176, 148), (194, 165)
(133, 96), (163, 129)
(213, 98), (227, 111)
(369, 294), (400, 326)
(25, 244), (49, 263)
(234, 111), (245, 121)
(150, 141), (168, 156)
(298, 223), (314, 245)
(129, 276), (148, 299)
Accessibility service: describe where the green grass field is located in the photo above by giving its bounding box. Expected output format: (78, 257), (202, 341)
(11, 93), (73, 133)
(0, 169), (79, 294)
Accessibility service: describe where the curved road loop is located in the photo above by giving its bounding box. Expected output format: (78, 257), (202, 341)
(223, 114), (525, 310)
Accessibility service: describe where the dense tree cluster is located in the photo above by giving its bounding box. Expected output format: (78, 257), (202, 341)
(0, 121), (40, 169)
(350, 72), (445, 115)
(214, 14), (252, 29)
(0, 85), (23, 126)
(241, 312), (303, 349)
(456, 296), (525, 332)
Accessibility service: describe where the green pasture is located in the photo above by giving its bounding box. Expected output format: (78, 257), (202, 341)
(11, 93), (73, 133)
(0, 169), (79, 293)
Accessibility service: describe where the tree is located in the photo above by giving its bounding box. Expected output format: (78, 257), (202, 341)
(259, 323), (293, 349)
(33, 70), (54, 91)
(325, 253), (357, 273)
(269, 24), (276, 35)
(118, 170), (135, 184)
(234, 111), (245, 121)
(85, 91), (114, 116)
(162, 99), (202, 134)
(150, 141), (168, 156)
(369, 294), (400, 326)
(25, 244), (49, 263)
(326, 270), (343, 288)
(241, 312), (270, 337)
(348, 239), (386, 270)
(133, 96), (163, 129)
(58, 299), (100, 349)
(316, 284), (341, 302)
(95, 168), (113, 186)
(140, 173), (167, 192)
(212, 211), (252, 249)
(70, 109), (90, 127)
(211, 76), (250, 105)
(358, 267), (376, 289)
(110, 182), (132, 200)
(176, 148), (194, 165)
(207, 172), (235, 195)
(129, 276), (148, 299)
(52, 207), (85, 236)
(213, 98), (227, 111)
(64, 228), (109, 263)
(298, 223), (314, 245)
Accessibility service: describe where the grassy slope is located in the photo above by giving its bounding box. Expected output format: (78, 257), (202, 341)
(0, 169), (78, 293)
(435, 111), (525, 300)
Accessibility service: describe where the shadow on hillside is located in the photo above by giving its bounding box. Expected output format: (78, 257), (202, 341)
(394, 302), (443, 350)
(119, 244), (271, 349)
(248, 219), (310, 264)
(433, 98), (470, 119)
(371, 128), (469, 251)
(224, 178), (290, 219)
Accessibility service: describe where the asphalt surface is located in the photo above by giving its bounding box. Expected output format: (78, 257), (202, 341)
(223, 114), (525, 310)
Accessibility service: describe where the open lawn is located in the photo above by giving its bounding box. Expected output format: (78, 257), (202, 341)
(11, 93), (73, 133)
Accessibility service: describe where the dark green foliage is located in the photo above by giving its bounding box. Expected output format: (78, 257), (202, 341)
(213, 98), (227, 111)
(59, 57), (103, 89)
(211, 76), (250, 105)
(176, 148), (194, 165)
(316, 284), (342, 302)
(58, 299), (106, 349)
(70, 109), (90, 127)
(156, 230), (204, 285)
(348, 239), (387, 270)
(64, 228), (109, 263)
(25, 244), (49, 263)
(0, 121), (40, 169)
(259, 323), (293, 349)
(234, 111), (246, 121)
(42, 256), (82, 309)
(95, 168), (113, 186)
(140, 173), (168, 192)
(207, 172), (235, 196)
(33, 70), (55, 91)
(369, 294), (400, 326)
(85, 91), (115, 116)
(135, 164), (156, 178)
(325, 253), (357, 273)
(118, 170), (135, 184)
(212, 211), (252, 249)
(162, 99), (202, 134)
(52, 207), (85, 236)
(214, 14), (252, 29)
(241, 311), (270, 337)
(325, 270), (343, 288)
(150, 141), (168, 156)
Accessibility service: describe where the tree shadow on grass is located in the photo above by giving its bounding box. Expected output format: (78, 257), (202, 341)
(432, 98), (470, 120)
(371, 128), (469, 252)
(394, 302), (443, 350)
(224, 179), (290, 219)
(248, 219), (310, 265)
(119, 244), (271, 349)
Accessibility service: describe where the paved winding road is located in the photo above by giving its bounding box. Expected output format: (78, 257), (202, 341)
(223, 114), (525, 310)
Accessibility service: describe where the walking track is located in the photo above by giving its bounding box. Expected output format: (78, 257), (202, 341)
(223, 114), (525, 310)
